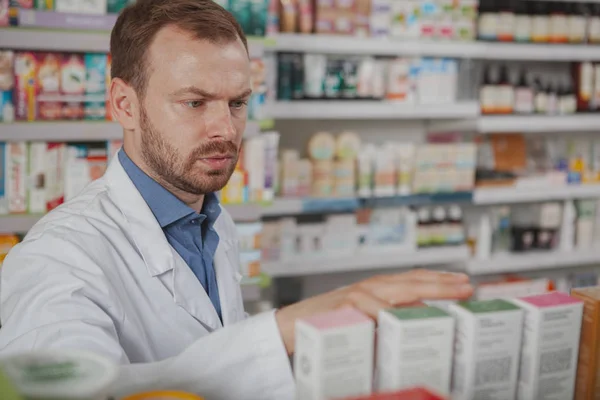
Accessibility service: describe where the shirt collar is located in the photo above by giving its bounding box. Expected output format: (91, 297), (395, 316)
(118, 150), (221, 229)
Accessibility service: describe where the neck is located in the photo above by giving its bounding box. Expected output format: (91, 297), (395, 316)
(123, 142), (205, 213)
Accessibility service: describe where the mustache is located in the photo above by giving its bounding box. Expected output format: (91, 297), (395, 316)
(190, 141), (238, 159)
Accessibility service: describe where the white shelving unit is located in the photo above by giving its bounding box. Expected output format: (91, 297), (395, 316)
(270, 33), (600, 61)
(0, 121), (123, 141)
(0, 27), (266, 58)
(262, 246), (470, 277)
(477, 115), (600, 133)
(0, 120), (263, 141)
(0, 27), (112, 52)
(0, 215), (42, 234)
(466, 250), (600, 275)
(474, 184), (600, 205)
(267, 101), (479, 120)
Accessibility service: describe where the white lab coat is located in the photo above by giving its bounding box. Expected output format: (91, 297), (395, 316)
(0, 153), (295, 399)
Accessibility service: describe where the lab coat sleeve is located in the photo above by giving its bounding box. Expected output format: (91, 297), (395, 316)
(114, 310), (295, 400)
(0, 234), (295, 400)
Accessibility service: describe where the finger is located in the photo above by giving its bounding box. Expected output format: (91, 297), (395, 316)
(365, 281), (474, 305)
(341, 288), (393, 320)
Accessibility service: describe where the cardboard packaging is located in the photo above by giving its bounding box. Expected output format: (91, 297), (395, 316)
(45, 142), (65, 211)
(0, 0), (8, 28)
(448, 299), (524, 400)
(0, 142), (8, 215)
(61, 53), (85, 120)
(570, 287), (600, 400)
(6, 142), (27, 214)
(0, 50), (14, 122)
(344, 387), (447, 399)
(28, 142), (46, 214)
(37, 52), (62, 121)
(14, 52), (38, 121)
(84, 53), (107, 120)
(55, 0), (106, 14)
(294, 308), (374, 400)
(377, 306), (453, 396)
(513, 292), (583, 400)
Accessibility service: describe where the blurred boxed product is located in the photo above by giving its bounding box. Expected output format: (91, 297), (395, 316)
(0, 51), (14, 122)
(513, 292), (583, 400)
(448, 299), (523, 400)
(294, 308), (375, 400)
(221, 132), (280, 205)
(344, 387), (447, 399)
(277, 0), (478, 40)
(278, 131), (475, 200)
(277, 54), (461, 104)
(572, 286), (600, 400)
(376, 306), (454, 396)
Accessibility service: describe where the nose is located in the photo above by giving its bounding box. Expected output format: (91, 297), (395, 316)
(205, 101), (236, 142)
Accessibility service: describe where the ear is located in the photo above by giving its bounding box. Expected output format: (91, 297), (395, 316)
(109, 77), (139, 131)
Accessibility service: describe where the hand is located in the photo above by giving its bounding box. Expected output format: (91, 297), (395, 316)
(275, 269), (473, 354)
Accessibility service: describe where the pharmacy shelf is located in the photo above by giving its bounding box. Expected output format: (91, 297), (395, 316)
(0, 26), (265, 58)
(0, 205), (261, 233)
(0, 121), (123, 141)
(263, 193), (472, 217)
(466, 250), (600, 275)
(270, 33), (600, 61)
(262, 197), (360, 217)
(478, 114), (600, 133)
(0, 120), (266, 142)
(223, 203), (263, 221)
(270, 33), (486, 58)
(0, 215), (41, 234)
(262, 246), (470, 277)
(474, 184), (600, 205)
(267, 101), (479, 120)
(0, 27), (113, 53)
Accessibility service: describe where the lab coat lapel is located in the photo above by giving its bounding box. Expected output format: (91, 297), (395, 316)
(105, 153), (175, 277)
(213, 216), (245, 327)
(105, 152), (221, 330)
(171, 251), (222, 330)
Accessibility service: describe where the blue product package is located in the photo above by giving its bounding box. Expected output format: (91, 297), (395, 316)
(84, 53), (107, 120)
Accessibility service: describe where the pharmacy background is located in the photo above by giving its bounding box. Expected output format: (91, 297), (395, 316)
(5, 0), (600, 398)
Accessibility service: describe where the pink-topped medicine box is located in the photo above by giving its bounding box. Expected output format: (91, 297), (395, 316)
(294, 307), (375, 400)
(512, 292), (584, 400)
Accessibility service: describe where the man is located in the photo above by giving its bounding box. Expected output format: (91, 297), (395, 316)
(0, 0), (474, 398)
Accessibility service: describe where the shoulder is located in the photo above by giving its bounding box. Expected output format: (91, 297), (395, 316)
(25, 176), (121, 242)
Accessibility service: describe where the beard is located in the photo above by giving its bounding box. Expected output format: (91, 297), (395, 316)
(139, 106), (239, 196)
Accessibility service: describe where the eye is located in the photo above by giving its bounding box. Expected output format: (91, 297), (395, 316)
(230, 100), (247, 110)
(184, 100), (204, 109)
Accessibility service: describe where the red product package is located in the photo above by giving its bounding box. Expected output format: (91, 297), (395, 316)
(37, 52), (63, 120)
(14, 51), (39, 121)
(344, 387), (447, 400)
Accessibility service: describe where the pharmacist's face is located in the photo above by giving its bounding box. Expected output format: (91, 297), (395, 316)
(139, 26), (250, 195)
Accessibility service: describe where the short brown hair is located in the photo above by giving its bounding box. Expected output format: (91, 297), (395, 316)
(110, 0), (248, 99)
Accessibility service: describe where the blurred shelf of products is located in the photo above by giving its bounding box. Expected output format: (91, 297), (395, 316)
(0, 49), (269, 126)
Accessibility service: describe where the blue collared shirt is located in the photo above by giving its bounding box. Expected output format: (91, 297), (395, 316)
(119, 150), (222, 320)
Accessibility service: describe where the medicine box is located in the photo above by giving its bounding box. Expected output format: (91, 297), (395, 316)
(6, 141), (27, 214)
(512, 292), (583, 400)
(28, 142), (46, 214)
(447, 299), (523, 400)
(45, 142), (65, 211)
(0, 142), (7, 215)
(294, 307), (374, 400)
(14, 52), (38, 121)
(344, 387), (447, 399)
(376, 306), (453, 396)
(571, 286), (600, 400)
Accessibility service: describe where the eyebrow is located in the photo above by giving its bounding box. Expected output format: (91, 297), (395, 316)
(170, 86), (252, 100)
